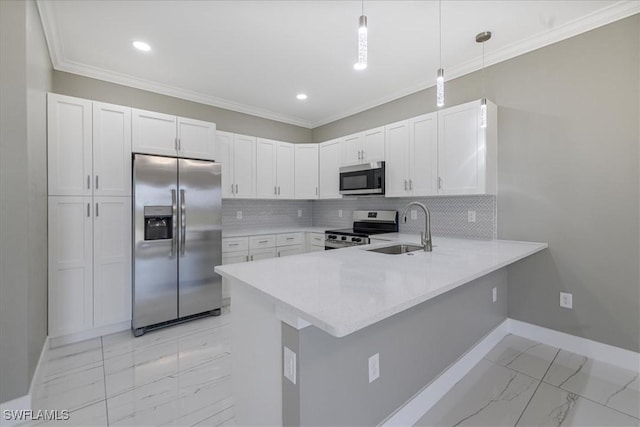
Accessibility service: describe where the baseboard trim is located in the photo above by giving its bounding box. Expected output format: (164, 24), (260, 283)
(381, 319), (510, 426)
(29, 336), (49, 397)
(507, 319), (640, 372)
(382, 318), (640, 426)
(50, 320), (129, 348)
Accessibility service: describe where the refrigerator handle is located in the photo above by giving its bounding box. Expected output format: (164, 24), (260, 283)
(180, 189), (186, 256)
(170, 189), (177, 258)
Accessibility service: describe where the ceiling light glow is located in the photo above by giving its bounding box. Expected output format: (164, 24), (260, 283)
(133, 41), (151, 52)
(354, 14), (368, 71)
(296, 94), (308, 100)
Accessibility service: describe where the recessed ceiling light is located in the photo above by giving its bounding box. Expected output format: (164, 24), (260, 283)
(296, 93), (308, 100)
(133, 41), (151, 52)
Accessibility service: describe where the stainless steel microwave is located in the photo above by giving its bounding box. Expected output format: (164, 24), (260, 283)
(339, 161), (385, 195)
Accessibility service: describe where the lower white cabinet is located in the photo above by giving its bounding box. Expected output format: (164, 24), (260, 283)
(306, 232), (325, 252)
(277, 245), (303, 257)
(48, 196), (131, 338)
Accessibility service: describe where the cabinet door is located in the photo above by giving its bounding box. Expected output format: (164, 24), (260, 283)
(384, 120), (410, 197)
(216, 131), (234, 198)
(437, 100), (485, 195)
(249, 247), (277, 261)
(93, 102), (132, 197)
(276, 142), (295, 199)
(93, 197), (131, 327)
(362, 126), (385, 162)
(222, 252), (249, 264)
(318, 138), (343, 199)
(177, 117), (216, 160)
(342, 133), (362, 165)
(409, 113), (438, 196)
(277, 245), (304, 257)
(233, 134), (256, 198)
(132, 109), (177, 157)
(294, 144), (318, 199)
(256, 138), (277, 199)
(48, 196), (93, 337)
(47, 94), (93, 196)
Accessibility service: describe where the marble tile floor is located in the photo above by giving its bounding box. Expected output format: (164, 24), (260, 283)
(26, 317), (638, 427)
(416, 334), (639, 427)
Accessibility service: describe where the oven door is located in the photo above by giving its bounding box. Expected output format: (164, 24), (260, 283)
(324, 239), (358, 250)
(339, 162), (385, 195)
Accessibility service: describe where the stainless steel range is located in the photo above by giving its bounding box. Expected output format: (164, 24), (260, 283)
(325, 210), (398, 250)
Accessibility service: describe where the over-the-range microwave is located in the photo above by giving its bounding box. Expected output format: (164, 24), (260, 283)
(339, 161), (385, 196)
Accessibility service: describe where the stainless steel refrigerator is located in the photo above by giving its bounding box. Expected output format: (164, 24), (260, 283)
(132, 154), (222, 336)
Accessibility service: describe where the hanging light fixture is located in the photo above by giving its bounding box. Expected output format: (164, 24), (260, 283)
(475, 31), (492, 128)
(436, 0), (444, 107)
(354, 0), (368, 70)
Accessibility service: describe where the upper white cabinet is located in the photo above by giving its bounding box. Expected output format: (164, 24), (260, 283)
(294, 144), (319, 199)
(48, 94), (132, 197)
(132, 108), (216, 160)
(318, 138), (343, 199)
(385, 113), (438, 197)
(342, 126), (385, 165)
(217, 131), (256, 198)
(256, 138), (294, 199)
(437, 99), (497, 195)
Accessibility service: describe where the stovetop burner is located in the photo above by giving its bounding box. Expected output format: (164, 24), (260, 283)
(324, 210), (399, 249)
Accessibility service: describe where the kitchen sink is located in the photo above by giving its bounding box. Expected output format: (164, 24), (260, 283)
(366, 244), (424, 255)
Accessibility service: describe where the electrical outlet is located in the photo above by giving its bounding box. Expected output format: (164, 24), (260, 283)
(298, 209), (302, 217)
(492, 287), (497, 302)
(283, 346), (296, 384)
(468, 210), (477, 223)
(368, 353), (380, 383)
(411, 209), (418, 220)
(560, 292), (573, 309)
(236, 211), (242, 220)
(338, 209), (343, 218)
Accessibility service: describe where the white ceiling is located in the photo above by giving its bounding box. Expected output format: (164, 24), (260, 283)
(37, 1), (639, 128)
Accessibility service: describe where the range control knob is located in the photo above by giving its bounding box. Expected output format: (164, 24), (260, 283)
(341, 236), (347, 241)
(327, 235), (337, 240)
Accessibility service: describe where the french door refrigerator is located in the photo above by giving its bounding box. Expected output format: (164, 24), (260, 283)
(132, 154), (222, 336)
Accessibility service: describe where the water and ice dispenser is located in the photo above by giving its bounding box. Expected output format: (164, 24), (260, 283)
(144, 206), (173, 240)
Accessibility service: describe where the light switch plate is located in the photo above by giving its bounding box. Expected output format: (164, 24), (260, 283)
(368, 353), (380, 383)
(236, 211), (242, 220)
(338, 209), (343, 218)
(492, 287), (497, 302)
(411, 209), (418, 220)
(284, 346), (296, 384)
(298, 209), (302, 217)
(468, 211), (477, 223)
(560, 292), (573, 309)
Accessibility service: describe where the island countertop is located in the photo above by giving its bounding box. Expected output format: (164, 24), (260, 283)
(214, 235), (548, 337)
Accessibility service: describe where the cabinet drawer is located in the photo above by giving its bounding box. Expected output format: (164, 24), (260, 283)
(222, 252), (249, 265)
(276, 232), (303, 246)
(249, 234), (276, 249)
(307, 232), (325, 247)
(222, 237), (249, 252)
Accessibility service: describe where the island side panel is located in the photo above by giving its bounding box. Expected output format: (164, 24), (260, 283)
(229, 278), (283, 426)
(285, 268), (508, 426)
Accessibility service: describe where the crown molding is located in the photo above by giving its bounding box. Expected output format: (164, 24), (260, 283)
(37, 0), (639, 130)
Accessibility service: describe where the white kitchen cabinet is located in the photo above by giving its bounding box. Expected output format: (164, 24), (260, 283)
(249, 247), (277, 261)
(217, 132), (256, 198)
(48, 94), (132, 197)
(93, 197), (131, 328)
(93, 102), (132, 197)
(318, 138), (343, 199)
(177, 117), (216, 160)
(306, 232), (325, 252)
(256, 138), (294, 199)
(294, 144), (319, 199)
(437, 99), (497, 195)
(277, 245), (304, 257)
(342, 127), (385, 166)
(48, 196), (94, 337)
(132, 108), (216, 160)
(385, 113), (438, 197)
(48, 196), (132, 338)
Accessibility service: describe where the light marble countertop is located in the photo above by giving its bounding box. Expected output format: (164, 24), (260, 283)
(222, 226), (329, 238)
(215, 234), (548, 337)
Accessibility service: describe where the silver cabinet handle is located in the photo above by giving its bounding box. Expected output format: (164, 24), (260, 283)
(180, 189), (186, 255)
(231, 184), (235, 195)
(361, 149), (365, 160)
(278, 186), (280, 195)
(438, 177), (442, 190)
(229, 243), (240, 246)
(95, 175), (99, 190)
(404, 180), (408, 191)
(286, 237), (294, 240)
(259, 240), (269, 244)
(274, 186), (277, 195)
(178, 138), (182, 151)
(174, 137), (178, 151)
(409, 179), (413, 190)
(277, 251), (281, 257)
(87, 175), (91, 190)
(245, 255), (249, 262)
(87, 203), (90, 217)
(95, 202), (99, 217)
(250, 255), (254, 261)
(316, 186), (318, 195)
(235, 184), (239, 194)
(171, 189), (177, 258)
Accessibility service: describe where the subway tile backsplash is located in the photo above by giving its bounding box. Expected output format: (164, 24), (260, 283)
(223, 195), (496, 240)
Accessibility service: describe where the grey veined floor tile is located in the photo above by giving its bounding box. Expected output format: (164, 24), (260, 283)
(516, 382), (639, 426)
(485, 334), (559, 380)
(414, 359), (539, 427)
(543, 349), (640, 419)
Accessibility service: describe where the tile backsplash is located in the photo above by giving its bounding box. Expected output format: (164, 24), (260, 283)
(223, 195), (496, 240)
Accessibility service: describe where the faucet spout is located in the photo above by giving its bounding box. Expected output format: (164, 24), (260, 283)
(400, 202), (432, 252)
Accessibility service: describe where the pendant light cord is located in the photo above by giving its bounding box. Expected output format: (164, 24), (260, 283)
(362, 0), (364, 16)
(439, 0), (442, 68)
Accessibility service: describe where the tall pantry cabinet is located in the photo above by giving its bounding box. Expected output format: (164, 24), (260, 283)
(47, 94), (132, 339)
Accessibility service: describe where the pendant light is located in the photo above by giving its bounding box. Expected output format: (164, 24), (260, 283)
(475, 31), (491, 128)
(354, 0), (368, 70)
(436, 0), (444, 107)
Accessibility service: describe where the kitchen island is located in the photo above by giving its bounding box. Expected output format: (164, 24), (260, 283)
(214, 235), (547, 426)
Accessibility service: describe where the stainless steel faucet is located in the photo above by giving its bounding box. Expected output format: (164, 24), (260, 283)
(401, 202), (432, 252)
